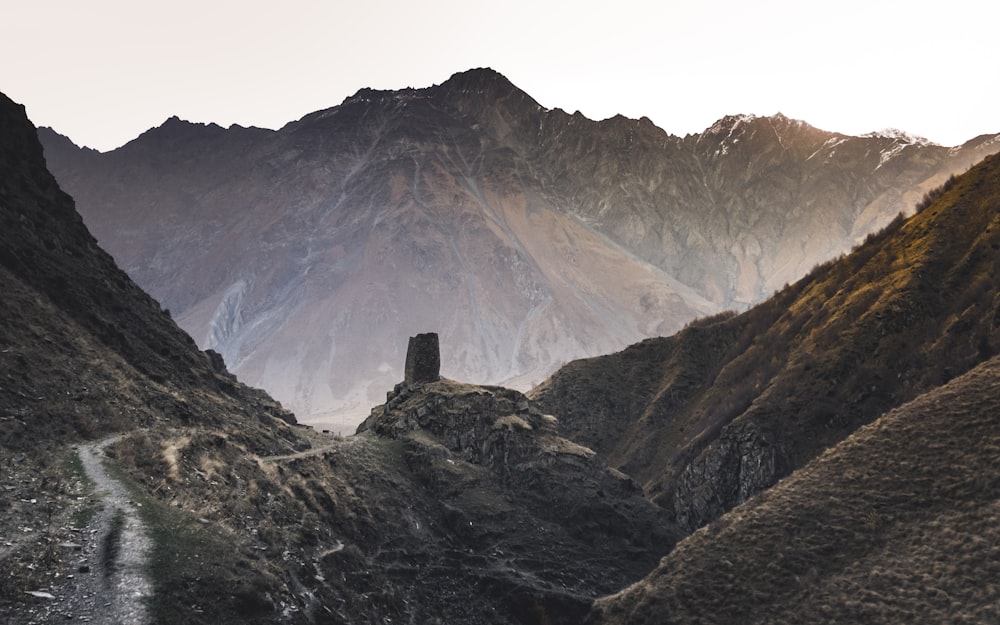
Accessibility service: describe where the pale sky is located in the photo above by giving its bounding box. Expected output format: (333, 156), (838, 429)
(3, 0), (997, 151)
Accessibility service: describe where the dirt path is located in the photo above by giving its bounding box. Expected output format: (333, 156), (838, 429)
(257, 430), (345, 463)
(258, 442), (340, 462)
(35, 436), (154, 624)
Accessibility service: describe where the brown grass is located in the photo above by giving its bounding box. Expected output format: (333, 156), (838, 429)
(589, 355), (1000, 625)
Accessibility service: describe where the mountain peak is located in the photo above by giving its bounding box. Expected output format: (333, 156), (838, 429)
(439, 67), (516, 92)
(703, 112), (813, 136)
(862, 127), (936, 146)
(703, 113), (759, 135)
(335, 68), (527, 115)
(433, 67), (539, 111)
(37, 126), (101, 160)
(118, 115), (231, 152)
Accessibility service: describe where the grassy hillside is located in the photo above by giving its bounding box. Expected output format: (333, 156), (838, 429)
(533, 152), (1000, 531)
(588, 353), (1000, 625)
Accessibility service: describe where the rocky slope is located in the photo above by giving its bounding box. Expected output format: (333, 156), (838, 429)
(93, 372), (681, 625)
(38, 68), (1000, 429)
(588, 353), (1000, 625)
(0, 93), (295, 451)
(533, 152), (1000, 536)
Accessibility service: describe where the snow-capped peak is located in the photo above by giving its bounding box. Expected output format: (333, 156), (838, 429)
(706, 114), (757, 136)
(862, 128), (937, 146)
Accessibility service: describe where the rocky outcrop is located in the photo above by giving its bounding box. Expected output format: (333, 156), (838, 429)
(348, 361), (681, 622)
(671, 421), (787, 532)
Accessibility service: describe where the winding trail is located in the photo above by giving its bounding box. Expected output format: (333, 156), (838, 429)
(255, 429), (346, 464)
(257, 441), (342, 463)
(66, 435), (154, 624)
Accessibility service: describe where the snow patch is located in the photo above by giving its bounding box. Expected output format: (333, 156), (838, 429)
(806, 137), (848, 160)
(707, 114), (757, 136)
(859, 129), (938, 169)
(862, 128), (936, 146)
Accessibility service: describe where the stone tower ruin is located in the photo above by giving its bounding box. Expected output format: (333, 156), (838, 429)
(404, 332), (440, 384)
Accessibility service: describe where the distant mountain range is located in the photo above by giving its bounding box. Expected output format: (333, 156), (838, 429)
(38, 68), (1000, 428)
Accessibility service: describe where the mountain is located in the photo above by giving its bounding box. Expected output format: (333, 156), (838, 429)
(532, 152), (1000, 536)
(38, 68), (1000, 430)
(587, 352), (1000, 625)
(0, 94), (295, 450)
(0, 89), (677, 625)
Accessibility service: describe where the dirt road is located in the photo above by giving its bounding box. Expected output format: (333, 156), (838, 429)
(29, 436), (154, 624)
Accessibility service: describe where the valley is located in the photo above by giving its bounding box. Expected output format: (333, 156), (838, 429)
(3, 73), (1000, 625)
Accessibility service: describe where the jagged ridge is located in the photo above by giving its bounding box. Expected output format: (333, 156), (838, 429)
(37, 68), (1000, 430)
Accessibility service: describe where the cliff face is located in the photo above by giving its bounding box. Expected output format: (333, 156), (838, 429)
(39, 68), (1000, 428)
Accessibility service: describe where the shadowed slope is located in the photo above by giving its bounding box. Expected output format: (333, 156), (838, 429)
(588, 353), (1000, 625)
(0, 91), (309, 623)
(0, 93), (295, 450)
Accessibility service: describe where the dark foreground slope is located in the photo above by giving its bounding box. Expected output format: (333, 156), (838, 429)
(1, 90), (676, 624)
(87, 377), (680, 625)
(533, 152), (1000, 532)
(0, 91), (309, 622)
(0, 93), (296, 449)
(589, 353), (1000, 625)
